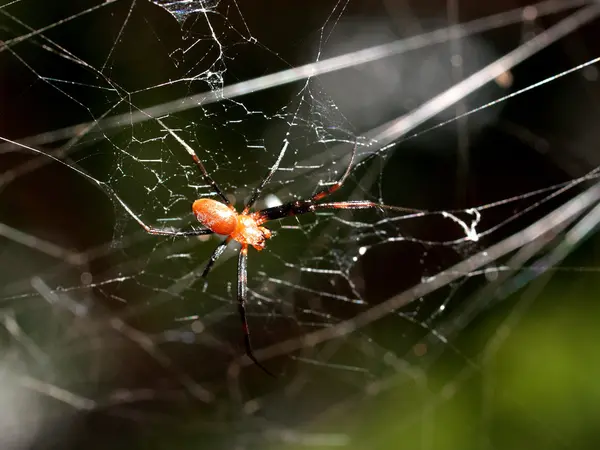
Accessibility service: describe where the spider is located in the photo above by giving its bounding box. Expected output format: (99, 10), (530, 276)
(136, 140), (400, 376)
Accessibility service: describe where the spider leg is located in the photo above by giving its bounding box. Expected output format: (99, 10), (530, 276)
(314, 201), (411, 212)
(144, 226), (214, 237)
(114, 193), (217, 237)
(244, 140), (357, 214)
(237, 244), (275, 376)
(158, 119), (231, 206)
(243, 140), (293, 214)
(314, 200), (382, 210)
(253, 197), (414, 224)
(311, 141), (358, 202)
(188, 153), (231, 206)
(201, 237), (231, 278)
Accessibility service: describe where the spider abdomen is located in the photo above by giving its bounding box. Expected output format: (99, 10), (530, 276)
(192, 198), (237, 235)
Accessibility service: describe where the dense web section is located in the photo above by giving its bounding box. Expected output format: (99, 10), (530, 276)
(1, 1), (600, 449)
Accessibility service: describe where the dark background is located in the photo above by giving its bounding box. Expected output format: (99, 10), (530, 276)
(1, 1), (600, 449)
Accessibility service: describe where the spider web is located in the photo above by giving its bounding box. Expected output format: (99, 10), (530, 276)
(1, 0), (600, 449)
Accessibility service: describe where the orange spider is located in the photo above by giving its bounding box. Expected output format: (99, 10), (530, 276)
(140, 143), (395, 375)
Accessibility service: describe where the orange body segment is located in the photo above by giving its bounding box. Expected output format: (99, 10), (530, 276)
(192, 199), (272, 250)
(192, 199), (237, 235)
(231, 214), (272, 251)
